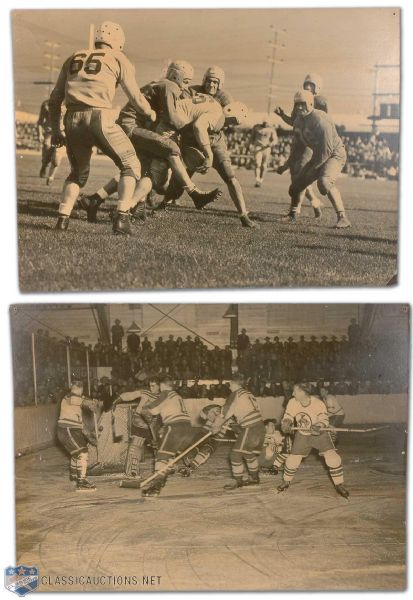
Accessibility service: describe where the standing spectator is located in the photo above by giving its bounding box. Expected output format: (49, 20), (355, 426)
(348, 318), (362, 348)
(237, 328), (250, 359)
(111, 319), (124, 352)
(126, 331), (140, 354)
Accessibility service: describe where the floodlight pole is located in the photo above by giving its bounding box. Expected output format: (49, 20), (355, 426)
(31, 333), (38, 407)
(86, 348), (91, 396)
(66, 345), (71, 389)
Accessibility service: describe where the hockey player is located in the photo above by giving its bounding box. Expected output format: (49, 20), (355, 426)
(112, 378), (160, 479)
(56, 381), (100, 491)
(275, 73), (328, 219)
(178, 403), (232, 477)
(286, 90), (351, 228)
(258, 418), (284, 474)
(48, 21), (156, 234)
(318, 382), (345, 443)
(80, 60), (222, 226)
(277, 382), (349, 498)
(139, 375), (206, 496)
(213, 373), (265, 490)
(249, 120), (278, 187)
(165, 66), (257, 228)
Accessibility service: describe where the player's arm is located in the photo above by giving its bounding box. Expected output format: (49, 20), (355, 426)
(192, 113), (214, 172)
(48, 60), (69, 147)
(274, 106), (294, 127)
(119, 56), (156, 122)
(37, 103), (47, 141)
(161, 84), (186, 130)
(281, 399), (295, 433)
(310, 406), (329, 435)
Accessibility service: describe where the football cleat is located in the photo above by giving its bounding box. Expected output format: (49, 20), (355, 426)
(79, 194), (104, 223)
(189, 187), (222, 210)
(39, 167), (47, 178)
(113, 212), (133, 236)
(131, 201), (146, 223)
(277, 480), (291, 493)
(335, 214), (352, 229)
(335, 484), (350, 499)
(313, 206), (322, 219)
(55, 215), (69, 231)
(76, 478), (96, 492)
(46, 177), (53, 186)
(240, 214), (259, 229)
(254, 181), (262, 188)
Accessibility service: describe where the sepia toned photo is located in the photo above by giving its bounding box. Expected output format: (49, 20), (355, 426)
(13, 8), (400, 291)
(11, 303), (408, 591)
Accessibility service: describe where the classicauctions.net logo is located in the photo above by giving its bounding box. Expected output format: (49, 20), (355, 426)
(4, 566), (39, 597)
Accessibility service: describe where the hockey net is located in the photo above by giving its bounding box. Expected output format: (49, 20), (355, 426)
(87, 404), (133, 475)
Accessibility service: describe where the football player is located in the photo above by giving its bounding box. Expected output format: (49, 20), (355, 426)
(37, 99), (53, 178)
(249, 120), (278, 187)
(275, 73), (328, 219)
(286, 90), (351, 228)
(277, 382), (349, 498)
(80, 60), (222, 225)
(48, 21), (156, 234)
(165, 66), (258, 228)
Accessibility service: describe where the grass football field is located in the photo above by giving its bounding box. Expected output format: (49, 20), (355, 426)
(16, 152), (398, 291)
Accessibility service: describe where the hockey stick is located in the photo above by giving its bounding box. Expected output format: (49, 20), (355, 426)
(138, 430), (215, 490)
(290, 425), (390, 433)
(93, 412), (100, 463)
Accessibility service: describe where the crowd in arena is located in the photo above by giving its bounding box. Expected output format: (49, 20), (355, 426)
(15, 117), (398, 181)
(12, 317), (407, 406)
(226, 128), (399, 180)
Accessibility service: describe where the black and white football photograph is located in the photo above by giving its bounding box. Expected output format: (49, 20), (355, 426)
(11, 303), (408, 591)
(12, 7), (400, 291)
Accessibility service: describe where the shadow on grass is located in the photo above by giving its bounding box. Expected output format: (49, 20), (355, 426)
(294, 243), (397, 260)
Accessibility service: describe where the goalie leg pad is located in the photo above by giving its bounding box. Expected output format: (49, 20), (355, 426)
(125, 435), (145, 477)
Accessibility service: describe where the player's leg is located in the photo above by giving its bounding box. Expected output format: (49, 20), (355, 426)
(40, 134), (53, 177)
(277, 453), (303, 491)
(212, 144), (258, 228)
(254, 149), (263, 186)
(79, 176), (120, 223)
(320, 449), (349, 498)
(125, 435), (146, 478)
(304, 185), (322, 218)
(132, 129), (222, 210)
(46, 146), (65, 185)
(317, 157), (351, 228)
(91, 109), (142, 235)
(259, 147), (270, 182)
(56, 425), (96, 491)
(56, 111), (94, 230)
(224, 448), (248, 489)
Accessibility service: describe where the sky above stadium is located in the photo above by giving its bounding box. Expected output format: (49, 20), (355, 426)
(12, 7), (400, 127)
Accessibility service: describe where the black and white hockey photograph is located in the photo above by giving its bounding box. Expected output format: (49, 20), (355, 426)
(13, 7), (399, 291)
(11, 303), (408, 591)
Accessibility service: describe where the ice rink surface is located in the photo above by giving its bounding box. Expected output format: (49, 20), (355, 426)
(15, 426), (406, 592)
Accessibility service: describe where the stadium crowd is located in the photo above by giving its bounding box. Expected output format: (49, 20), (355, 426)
(15, 118), (398, 181)
(226, 128), (399, 180)
(12, 318), (407, 406)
